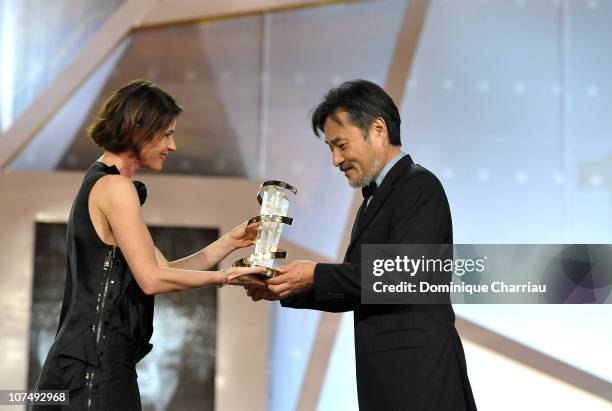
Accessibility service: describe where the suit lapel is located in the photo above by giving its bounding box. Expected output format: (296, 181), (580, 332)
(344, 154), (414, 258)
(349, 199), (367, 244)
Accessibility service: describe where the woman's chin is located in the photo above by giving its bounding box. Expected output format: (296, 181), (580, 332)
(143, 163), (164, 172)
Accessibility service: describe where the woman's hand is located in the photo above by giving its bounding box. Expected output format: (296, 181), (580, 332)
(223, 265), (268, 288)
(227, 220), (260, 250)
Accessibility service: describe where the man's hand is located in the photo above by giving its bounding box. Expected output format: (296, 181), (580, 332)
(244, 284), (279, 301)
(266, 260), (316, 299)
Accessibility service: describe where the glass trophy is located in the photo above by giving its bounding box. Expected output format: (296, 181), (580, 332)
(233, 180), (297, 278)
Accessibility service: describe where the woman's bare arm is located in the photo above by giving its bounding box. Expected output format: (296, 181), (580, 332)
(94, 175), (265, 295)
(166, 222), (259, 271)
(158, 235), (235, 271)
(154, 247), (170, 268)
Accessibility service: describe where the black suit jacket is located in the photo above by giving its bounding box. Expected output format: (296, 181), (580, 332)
(282, 154), (477, 411)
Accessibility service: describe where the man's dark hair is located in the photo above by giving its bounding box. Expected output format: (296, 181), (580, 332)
(311, 79), (401, 146)
(88, 79), (182, 155)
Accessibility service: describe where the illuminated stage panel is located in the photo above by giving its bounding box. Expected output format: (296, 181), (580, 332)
(0, 0), (124, 132)
(454, 304), (612, 384)
(463, 339), (612, 411)
(317, 312), (358, 411)
(8, 39), (130, 171)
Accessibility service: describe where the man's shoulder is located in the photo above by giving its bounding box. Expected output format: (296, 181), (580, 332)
(397, 162), (445, 193)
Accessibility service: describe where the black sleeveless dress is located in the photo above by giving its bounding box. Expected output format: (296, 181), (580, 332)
(32, 162), (154, 411)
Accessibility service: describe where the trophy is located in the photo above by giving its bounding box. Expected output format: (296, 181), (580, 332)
(233, 180), (298, 278)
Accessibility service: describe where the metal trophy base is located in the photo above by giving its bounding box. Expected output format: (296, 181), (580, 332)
(233, 250), (288, 279)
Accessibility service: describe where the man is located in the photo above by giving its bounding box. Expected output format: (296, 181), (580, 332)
(248, 80), (477, 411)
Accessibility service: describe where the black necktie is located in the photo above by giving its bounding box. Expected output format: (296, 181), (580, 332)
(361, 180), (377, 199)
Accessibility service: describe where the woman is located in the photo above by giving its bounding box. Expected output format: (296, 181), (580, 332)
(31, 80), (266, 410)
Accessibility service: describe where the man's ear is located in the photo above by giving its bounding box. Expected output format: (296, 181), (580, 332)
(370, 117), (388, 145)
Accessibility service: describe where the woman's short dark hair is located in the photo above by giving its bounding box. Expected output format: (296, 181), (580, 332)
(88, 80), (182, 155)
(311, 79), (401, 146)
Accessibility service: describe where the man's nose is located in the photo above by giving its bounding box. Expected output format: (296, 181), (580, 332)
(332, 148), (344, 168)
